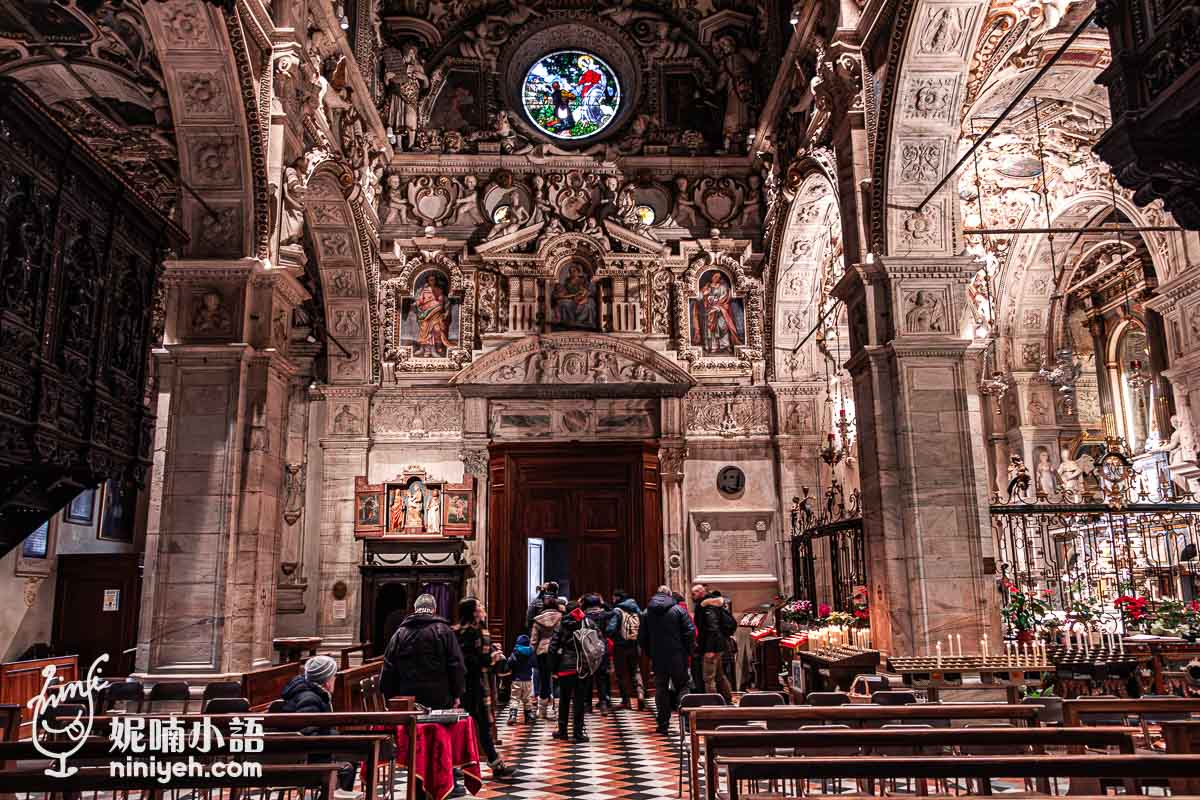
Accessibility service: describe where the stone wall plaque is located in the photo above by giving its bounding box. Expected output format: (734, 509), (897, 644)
(690, 510), (776, 582)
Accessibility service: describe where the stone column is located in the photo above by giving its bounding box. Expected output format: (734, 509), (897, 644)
(315, 386), (373, 648)
(660, 396), (687, 592)
(833, 256), (999, 656)
(771, 383), (826, 596)
(138, 259), (308, 674)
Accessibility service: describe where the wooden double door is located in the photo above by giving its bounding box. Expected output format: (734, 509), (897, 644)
(488, 442), (662, 648)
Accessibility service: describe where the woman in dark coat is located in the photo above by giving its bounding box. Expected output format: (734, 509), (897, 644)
(455, 598), (515, 777)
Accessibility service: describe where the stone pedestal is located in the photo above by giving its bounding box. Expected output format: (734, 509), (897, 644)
(833, 257), (999, 656)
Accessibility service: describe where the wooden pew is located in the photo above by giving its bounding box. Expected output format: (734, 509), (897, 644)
(0, 703), (19, 742)
(0, 655), (76, 736)
(88, 710), (421, 800)
(700, 726), (1139, 800)
(0, 762), (340, 796)
(720, 753), (1200, 799)
(686, 703), (1042, 800)
(0, 734), (390, 798)
(1063, 697), (1200, 728)
(1161, 720), (1200, 794)
(339, 642), (372, 669)
(331, 659), (383, 712)
(241, 661), (301, 711)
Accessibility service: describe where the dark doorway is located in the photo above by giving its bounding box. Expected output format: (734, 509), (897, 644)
(52, 554), (141, 676)
(376, 583), (409, 652)
(487, 442), (662, 648)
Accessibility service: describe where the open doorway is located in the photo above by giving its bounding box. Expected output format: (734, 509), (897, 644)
(527, 537), (571, 603)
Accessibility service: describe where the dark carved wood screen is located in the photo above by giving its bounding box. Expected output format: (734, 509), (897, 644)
(0, 80), (184, 553)
(486, 442), (663, 649)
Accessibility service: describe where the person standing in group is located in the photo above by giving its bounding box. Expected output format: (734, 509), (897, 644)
(506, 634), (536, 725)
(581, 594), (613, 715)
(641, 585), (697, 734)
(380, 593), (465, 710)
(689, 583), (707, 690)
(697, 589), (736, 702)
(607, 589), (645, 710)
(548, 602), (602, 742)
(529, 597), (564, 719)
(455, 598), (515, 778)
(526, 580), (559, 704)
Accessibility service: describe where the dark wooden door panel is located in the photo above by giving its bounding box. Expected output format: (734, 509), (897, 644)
(576, 490), (624, 538)
(573, 540), (617, 599)
(53, 554), (140, 676)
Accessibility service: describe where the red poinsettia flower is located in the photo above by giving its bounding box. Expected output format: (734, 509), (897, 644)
(818, 603), (831, 618)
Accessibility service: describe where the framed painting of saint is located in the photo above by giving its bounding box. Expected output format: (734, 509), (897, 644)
(355, 489), (384, 536)
(98, 478), (134, 542)
(689, 269), (745, 356)
(549, 261), (599, 331)
(400, 269), (460, 358)
(442, 480), (475, 539)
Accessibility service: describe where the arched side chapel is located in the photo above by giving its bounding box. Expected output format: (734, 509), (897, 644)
(5, 0), (1200, 677)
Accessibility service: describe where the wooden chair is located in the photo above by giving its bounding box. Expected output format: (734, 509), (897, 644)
(806, 691), (850, 706)
(101, 680), (144, 713)
(358, 674), (387, 712)
(146, 681), (191, 714)
(203, 696), (251, 714)
(201, 681), (243, 705)
(678, 693), (726, 797)
(872, 689), (917, 706)
(1022, 694), (1064, 725)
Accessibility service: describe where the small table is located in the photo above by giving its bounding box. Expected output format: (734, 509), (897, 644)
(392, 717), (482, 800)
(273, 636), (322, 664)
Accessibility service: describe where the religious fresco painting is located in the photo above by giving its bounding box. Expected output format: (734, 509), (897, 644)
(428, 68), (485, 131)
(689, 268), (745, 355)
(400, 268), (460, 357)
(98, 478), (134, 542)
(549, 261), (599, 331)
(522, 51), (621, 140)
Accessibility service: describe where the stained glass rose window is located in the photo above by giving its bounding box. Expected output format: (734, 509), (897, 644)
(522, 51), (621, 140)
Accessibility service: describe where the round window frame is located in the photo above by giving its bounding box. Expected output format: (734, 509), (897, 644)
(500, 18), (643, 148)
(521, 50), (623, 141)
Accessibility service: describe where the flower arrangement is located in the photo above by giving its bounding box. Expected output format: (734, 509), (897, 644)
(1150, 599), (1200, 638)
(780, 598), (813, 625)
(1114, 595), (1150, 630)
(852, 586), (870, 624)
(826, 610), (857, 628)
(1001, 580), (1050, 632)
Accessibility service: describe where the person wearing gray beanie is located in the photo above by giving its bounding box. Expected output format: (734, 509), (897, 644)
(280, 654), (361, 799)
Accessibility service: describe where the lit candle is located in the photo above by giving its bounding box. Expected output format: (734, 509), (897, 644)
(956, 634), (963, 658)
(936, 641), (943, 668)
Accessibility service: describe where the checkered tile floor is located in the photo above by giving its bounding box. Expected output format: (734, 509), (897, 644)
(472, 700), (685, 799)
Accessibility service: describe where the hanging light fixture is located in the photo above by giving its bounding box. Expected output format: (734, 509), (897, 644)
(337, 3), (350, 29)
(969, 118), (1013, 410)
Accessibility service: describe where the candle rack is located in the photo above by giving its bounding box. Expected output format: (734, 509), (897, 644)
(886, 655), (1052, 703)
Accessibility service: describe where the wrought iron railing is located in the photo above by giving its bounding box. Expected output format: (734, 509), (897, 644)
(789, 482), (865, 614)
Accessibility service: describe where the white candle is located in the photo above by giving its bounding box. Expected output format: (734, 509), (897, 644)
(956, 634), (963, 658)
(982, 634), (989, 658)
(936, 641), (943, 668)
(1119, 636), (1125, 654)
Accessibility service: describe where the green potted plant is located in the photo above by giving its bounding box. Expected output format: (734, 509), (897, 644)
(1001, 580), (1050, 643)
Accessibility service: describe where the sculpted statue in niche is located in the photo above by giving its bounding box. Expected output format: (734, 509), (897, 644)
(192, 290), (232, 335)
(277, 163), (307, 247)
(904, 290), (944, 333)
(550, 262), (600, 331)
(381, 174), (411, 225)
(1035, 448), (1055, 496)
(1158, 413), (1198, 466)
(401, 268), (459, 357)
(425, 488), (442, 533)
(668, 176), (700, 227)
(690, 269), (744, 355)
(1027, 394), (1052, 426)
(713, 34), (758, 153)
(383, 44), (429, 150)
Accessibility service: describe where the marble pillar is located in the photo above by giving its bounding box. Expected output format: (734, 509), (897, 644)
(833, 257), (999, 656)
(315, 386), (373, 648)
(138, 260), (308, 674)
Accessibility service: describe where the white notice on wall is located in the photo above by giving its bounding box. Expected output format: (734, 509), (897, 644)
(333, 599), (347, 620)
(103, 589), (120, 612)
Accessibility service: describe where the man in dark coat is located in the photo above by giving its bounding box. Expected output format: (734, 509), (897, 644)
(696, 590), (735, 701)
(640, 585), (697, 734)
(280, 655), (361, 799)
(548, 603), (597, 742)
(380, 592), (466, 710)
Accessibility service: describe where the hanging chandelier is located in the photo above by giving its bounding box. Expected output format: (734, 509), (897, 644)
(1039, 347), (1082, 415)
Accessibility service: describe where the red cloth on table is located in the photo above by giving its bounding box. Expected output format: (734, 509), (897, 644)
(391, 718), (482, 800)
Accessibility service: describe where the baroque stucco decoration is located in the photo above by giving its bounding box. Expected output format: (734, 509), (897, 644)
(452, 332), (695, 398)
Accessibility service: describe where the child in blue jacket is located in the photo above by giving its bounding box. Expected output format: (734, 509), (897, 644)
(506, 634), (535, 724)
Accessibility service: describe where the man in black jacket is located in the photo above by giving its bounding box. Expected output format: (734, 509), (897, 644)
(280, 655), (361, 799)
(640, 585), (697, 734)
(380, 593), (466, 709)
(696, 590), (735, 701)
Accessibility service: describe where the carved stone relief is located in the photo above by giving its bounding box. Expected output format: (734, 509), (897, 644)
(686, 389), (772, 437)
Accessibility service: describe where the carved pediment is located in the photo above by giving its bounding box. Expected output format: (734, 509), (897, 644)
(452, 332), (695, 398)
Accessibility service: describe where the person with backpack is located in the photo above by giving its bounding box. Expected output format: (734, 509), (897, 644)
(697, 589), (736, 701)
(528, 598), (563, 719)
(581, 594), (612, 715)
(607, 589), (645, 710)
(548, 602), (603, 742)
